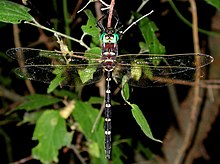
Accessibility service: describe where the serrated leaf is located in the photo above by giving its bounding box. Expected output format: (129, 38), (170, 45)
(134, 12), (165, 54)
(85, 47), (101, 58)
(78, 47), (101, 84)
(205, 0), (220, 9)
(73, 101), (103, 145)
(0, 1), (33, 24)
(82, 10), (100, 38)
(32, 110), (73, 164)
(72, 101), (107, 163)
(130, 104), (162, 143)
(16, 94), (61, 111)
(78, 66), (97, 84)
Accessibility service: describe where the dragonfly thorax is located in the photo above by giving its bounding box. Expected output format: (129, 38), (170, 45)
(101, 28), (119, 72)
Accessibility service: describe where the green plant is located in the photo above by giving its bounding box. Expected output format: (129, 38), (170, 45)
(0, 0), (219, 163)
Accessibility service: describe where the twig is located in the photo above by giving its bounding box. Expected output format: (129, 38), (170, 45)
(0, 85), (25, 102)
(174, 0), (201, 163)
(69, 145), (87, 164)
(95, 1), (103, 20)
(77, 0), (109, 13)
(25, 19), (90, 50)
(9, 155), (33, 164)
(128, 0), (151, 24)
(122, 10), (154, 35)
(107, 0), (115, 28)
(63, 0), (72, 48)
(77, 0), (92, 13)
(12, 25), (35, 94)
(0, 128), (13, 162)
(70, 0), (83, 22)
(99, 0), (109, 7)
(167, 0), (220, 37)
(91, 100), (105, 133)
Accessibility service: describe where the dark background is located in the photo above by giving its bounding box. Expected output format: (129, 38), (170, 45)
(0, 0), (219, 163)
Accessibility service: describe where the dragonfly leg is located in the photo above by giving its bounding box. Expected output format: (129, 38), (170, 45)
(97, 14), (106, 32)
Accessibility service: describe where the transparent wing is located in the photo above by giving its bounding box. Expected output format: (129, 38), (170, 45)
(114, 53), (214, 87)
(6, 48), (104, 86)
(6, 47), (101, 65)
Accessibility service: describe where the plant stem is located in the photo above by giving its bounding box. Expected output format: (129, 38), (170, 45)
(168, 0), (220, 37)
(25, 19), (90, 50)
(63, 0), (72, 48)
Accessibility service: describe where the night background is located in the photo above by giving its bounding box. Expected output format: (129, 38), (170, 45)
(0, 0), (220, 163)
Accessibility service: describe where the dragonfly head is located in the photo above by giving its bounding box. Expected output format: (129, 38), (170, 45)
(100, 28), (119, 44)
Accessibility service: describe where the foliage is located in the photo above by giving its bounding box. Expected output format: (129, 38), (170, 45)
(205, 0), (220, 9)
(0, 1), (163, 163)
(0, 0), (218, 164)
(0, 0), (33, 24)
(32, 110), (73, 164)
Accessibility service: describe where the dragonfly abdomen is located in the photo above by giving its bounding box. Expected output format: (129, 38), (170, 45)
(104, 70), (112, 159)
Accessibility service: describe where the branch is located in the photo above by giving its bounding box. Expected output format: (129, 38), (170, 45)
(167, 0), (220, 37)
(174, 1), (201, 163)
(25, 19), (90, 50)
(107, 0), (115, 28)
(12, 24), (35, 94)
(122, 10), (154, 35)
(128, 0), (151, 24)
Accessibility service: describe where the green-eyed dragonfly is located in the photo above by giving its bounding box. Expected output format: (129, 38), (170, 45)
(6, 22), (214, 160)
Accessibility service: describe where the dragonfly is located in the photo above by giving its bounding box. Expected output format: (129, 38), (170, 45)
(6, 17), (214, 160)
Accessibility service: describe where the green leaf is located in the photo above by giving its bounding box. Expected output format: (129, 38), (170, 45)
(16, 94), (61, 111)
(85, 47), (101, 58)
(112, 136), (131, 163)
(78, 47), (101, 84)
(131, 63), (142, 81)
(205, 0), (220, 9)
(121, 75), (130, 101)
(112, 145), (124, 164)
(82, 10), (100, 38)
(78, 66), (97, 84)
(32, 110), (73, 164)
(72, 101), (107, 163)
(142, 64), (153, 80)
(53, 89), (77, 99)
(18, 110), (44, 125)
(88, 96), (120, 106)
(47, 68), (66, 93)
(136, 142), (154, 160)
(88, 96), (104, 104)
(130, 104), (162, 143)
(134, 12), (165, 54)
(139, 41), (149, 53)
(0, 1), (33, 24)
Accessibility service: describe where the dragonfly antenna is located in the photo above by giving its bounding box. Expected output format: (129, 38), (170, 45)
(122, 10), (154, 35)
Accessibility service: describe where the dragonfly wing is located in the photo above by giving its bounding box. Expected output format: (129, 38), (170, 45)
(114, 53), (213, 87)
(6, 47), (100, 65)
(14, 64), (104, 86)
(6, 48), (103, 86)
